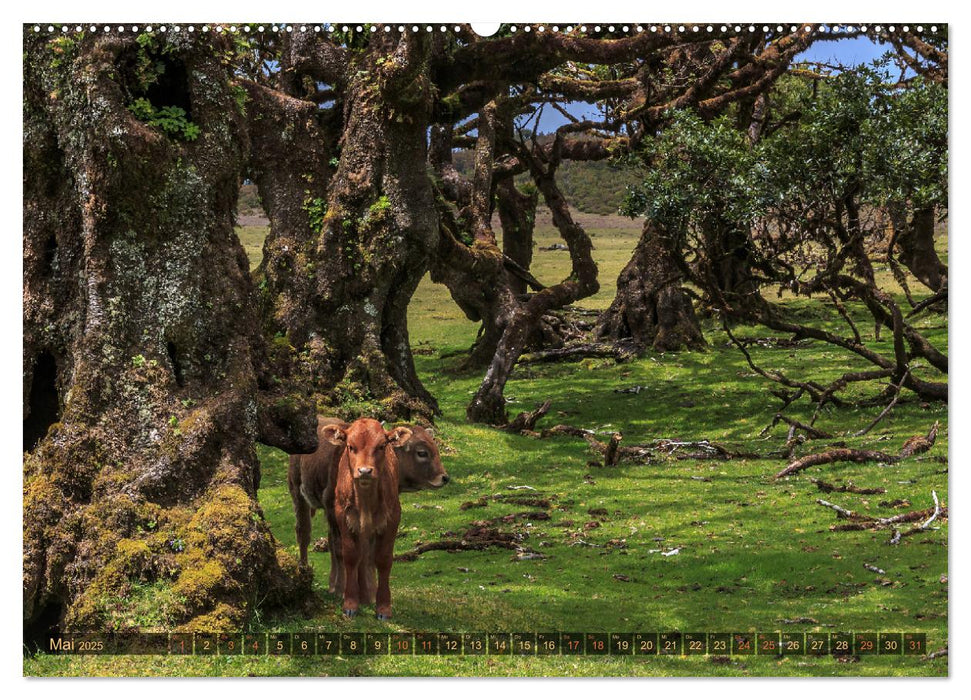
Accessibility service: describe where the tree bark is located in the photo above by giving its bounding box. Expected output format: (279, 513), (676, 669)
(427, 121), (522, 370)
(467, 147), (600, 424)
(23, 31), (313, 639)
(497, 176), (538, 296)
(892, 205), (947, 292)
(250, 34), (440, 419)
(596, 221), (707, 352)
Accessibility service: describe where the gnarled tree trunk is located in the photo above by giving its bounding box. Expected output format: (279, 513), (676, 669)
(467, 147), (600, 424)
(248, 34), (439, 419)
(892, 205), (947, 292)
(23, 31), (314, 641)
(596, 221), (706, 352)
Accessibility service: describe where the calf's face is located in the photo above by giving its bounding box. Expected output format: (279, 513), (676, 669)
(395, 426), (450, 492)
(339, 419), (412, 487)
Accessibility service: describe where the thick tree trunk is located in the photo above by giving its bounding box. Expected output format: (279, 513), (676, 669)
(699, 217), (758, 305)
(892, 205), (947, 292)
(250, 37), (439, 419)
(23, 32), (313, 640)
(596, 221), (706, 352)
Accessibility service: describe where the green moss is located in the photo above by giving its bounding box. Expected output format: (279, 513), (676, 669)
(176, 603), (245, 632)
(66, 537), (157, 630)
(49, 36), (76, 70)
(368, 195), (391, 216)
(173, 559), (228, 607)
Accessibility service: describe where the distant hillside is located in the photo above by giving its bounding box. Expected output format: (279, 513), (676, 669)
(238, 153), (641, 219)
(238, 183), (264, 217)
(451, 149), (639, 216)
(552, 159), (642, 215)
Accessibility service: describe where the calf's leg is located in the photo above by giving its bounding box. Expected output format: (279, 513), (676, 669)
(324, 480), (343, 594)
(288, 474), (313, 567)
(359, 535), (377, 605)
(340, 533), (361, 617)
(374, 529), (396, 620)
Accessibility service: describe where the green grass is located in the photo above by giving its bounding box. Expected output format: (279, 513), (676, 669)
(25, 215), (948, 677)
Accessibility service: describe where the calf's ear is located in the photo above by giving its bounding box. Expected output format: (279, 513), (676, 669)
(321, 424), (347, 446)
(387, 426), (413, 446)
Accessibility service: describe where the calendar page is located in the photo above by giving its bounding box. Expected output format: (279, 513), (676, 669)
(22, 18), (948, 678)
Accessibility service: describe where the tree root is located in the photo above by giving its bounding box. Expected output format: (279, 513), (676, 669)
(520, 341), (637, 364)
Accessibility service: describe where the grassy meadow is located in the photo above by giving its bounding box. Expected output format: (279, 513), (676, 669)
(24, 213), (948, 677)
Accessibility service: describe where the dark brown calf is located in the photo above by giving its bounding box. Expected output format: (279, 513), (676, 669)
(288, 417), (449, 596)
(333, 418), (407, 618)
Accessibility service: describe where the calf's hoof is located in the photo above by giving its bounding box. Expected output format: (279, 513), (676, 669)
(376, 612), (392, 621)
(342, 608), (358, 618)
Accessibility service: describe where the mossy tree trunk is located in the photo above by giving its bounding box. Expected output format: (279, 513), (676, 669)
(595, 221), (706, 352)
(23, 30), (314, 639)
(245, 33), (439, 419)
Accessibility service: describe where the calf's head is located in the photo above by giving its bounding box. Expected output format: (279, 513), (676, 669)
(331, 419), (412, 487)
(394, 426), (450, 492)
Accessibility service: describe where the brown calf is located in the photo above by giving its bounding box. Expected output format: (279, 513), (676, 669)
(288, 417), (449, 596)
(332, 418), (407, 618)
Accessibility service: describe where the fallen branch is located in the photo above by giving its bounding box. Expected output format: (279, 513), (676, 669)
(816, 498), (855, 519)
(539, 424), (758, 463)
(811, 478), (886, 495)
(761, 413), (832, 439)
(776, 448), (897, 479)
(604, 432), (623, 466)
(853, 368), (911, 437)
(917, 490), (941, 530)
(395, 527), (521, 561)
(900, 421), (939, 457)
(541, 424), (595, 439)
(651, 439), (757, 460)
(830, 505), (948, 532)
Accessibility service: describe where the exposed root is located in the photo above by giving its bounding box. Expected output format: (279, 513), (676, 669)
(520, 341), (637, 364)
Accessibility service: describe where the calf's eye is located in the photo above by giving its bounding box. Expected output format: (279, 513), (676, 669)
(417, 450), (429, 458)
